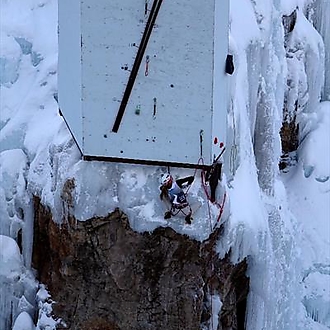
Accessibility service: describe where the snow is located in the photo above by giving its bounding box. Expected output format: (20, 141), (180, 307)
(35, 285), (59, 330)
(300, 101), (330, 181)
(280, 0), (312, 16)
(0, 0), (329, 329)
(0, 149), (28, 251)
(12, 312), (34, 330)
(0, 235), (22, 277)
(303, 271), (330, 327)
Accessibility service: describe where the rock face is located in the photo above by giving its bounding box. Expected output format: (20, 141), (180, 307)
(32, 196), (249, 330)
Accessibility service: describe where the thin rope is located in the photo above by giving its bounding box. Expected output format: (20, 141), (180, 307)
(192, 157), (227, 330)
(197, 157), (226, 227)
(167, 157), (226, 230)
(184, 157), (203, 196)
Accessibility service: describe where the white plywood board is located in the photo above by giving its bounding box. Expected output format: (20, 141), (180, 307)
(59, 0), (229, 167)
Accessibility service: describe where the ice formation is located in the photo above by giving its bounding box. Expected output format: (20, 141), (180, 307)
(0, 0), (329, 329)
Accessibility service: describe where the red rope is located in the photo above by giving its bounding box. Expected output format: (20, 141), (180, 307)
(168, 156), (226, 229)
(200, 160), (227, 229)
(199, 160), (226, 330)
(197, 158), (228, 330)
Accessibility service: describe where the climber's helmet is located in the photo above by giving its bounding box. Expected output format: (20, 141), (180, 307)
(161, 173), (173, 187)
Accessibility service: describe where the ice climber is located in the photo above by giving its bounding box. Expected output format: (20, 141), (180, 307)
(159, 173), (194, 224)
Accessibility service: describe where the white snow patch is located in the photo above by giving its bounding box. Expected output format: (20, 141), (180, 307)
(12, 312), (34, 330)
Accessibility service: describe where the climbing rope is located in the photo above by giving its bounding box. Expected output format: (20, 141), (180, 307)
(183, 157), (203, 195)
(167, 156), (226, 329)
(175, 157), (227, 232)
(196, 155), (228, 330)
(166, 155), (226, 230)
(201, 169), (227, 227)
(199, 158), (226, 330)
(192, 156), (227, 230)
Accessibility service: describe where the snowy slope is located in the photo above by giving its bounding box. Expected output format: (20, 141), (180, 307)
(1, 0), (329, 329)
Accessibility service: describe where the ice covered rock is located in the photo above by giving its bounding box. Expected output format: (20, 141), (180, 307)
(12, 311), (34, 330)
(0, 33), (21, 86)
(0, 235), (37, 330)
(32, 200), (249, 330)
(303, 270), (330, 328)
(0, 235), (22, 278)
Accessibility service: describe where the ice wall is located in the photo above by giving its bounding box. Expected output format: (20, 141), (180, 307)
(310, 0), (330, 101)
(0, 1), (60, 328)
(0, 235), (37, 330)
(222, 0), (329, 329)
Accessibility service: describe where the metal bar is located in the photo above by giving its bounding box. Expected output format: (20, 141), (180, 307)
(112, 0), (163, 133)
(83, 155), (211, 170)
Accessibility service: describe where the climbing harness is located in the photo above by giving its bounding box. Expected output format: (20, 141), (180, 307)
(167, 203), (193, 224)
(164, 175), (196, 223)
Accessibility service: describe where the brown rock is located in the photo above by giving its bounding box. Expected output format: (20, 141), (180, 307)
(32, 196), (249, 330)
